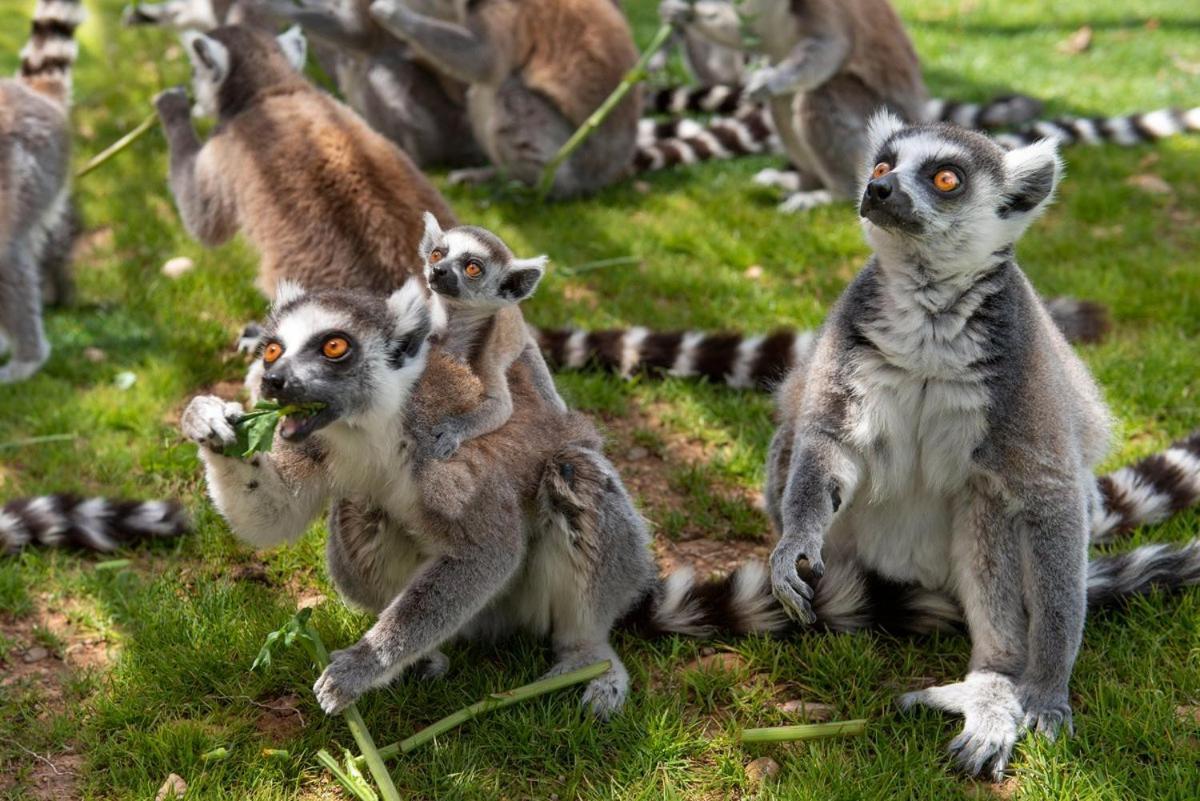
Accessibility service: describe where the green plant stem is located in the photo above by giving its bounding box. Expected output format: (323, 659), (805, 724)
(316, 748), (377, 801)
(303, 622), (402, 801)
(536, 23), (675, 199)
(76, 112), (159, 179)
(0, 433), (78, 451)
(740, 718), (868, 743)
(359, 660), (611, 764)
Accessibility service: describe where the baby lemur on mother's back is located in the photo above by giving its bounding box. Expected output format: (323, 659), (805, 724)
(418, 213), (564, 459)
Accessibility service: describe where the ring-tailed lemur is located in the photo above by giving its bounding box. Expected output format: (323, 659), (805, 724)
(2, 496), (189, 554)
(154, 24), (456, 299)
(762, 114), (1183, 779)
(367, 0), (641, 198)
(180, 281), (1200, 724)
(235, 0), (484, 168)
(0, 0), (86, 383)
(417, 213), (564, 459)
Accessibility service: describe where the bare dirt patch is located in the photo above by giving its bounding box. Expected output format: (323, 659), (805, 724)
(253, 693), (307, 742)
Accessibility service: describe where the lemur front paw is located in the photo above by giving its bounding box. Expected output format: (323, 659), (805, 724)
(769, 536), (824, 624)
(428, 421), (464, 459)
(313, 642), (385, 715)
(368, 0), (415, 31)
(154, 86), (191, 121)
(1019, 689), (1073, 740)
(744, 68), (777, 102)
(181, 395), (244, 452)
(659, 0), (694, 26)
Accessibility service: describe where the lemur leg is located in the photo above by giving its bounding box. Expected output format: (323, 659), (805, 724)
(313, 512), (527, 714)
(546, 636), (631, 720)
(368, 0), (497, 85)
(155, 88), (238, 247)
(898, 485), (1028, 780)
(39, 200), (78, 308)
(1015, 486), (1088, 738)
(181, 395), (329, 546)
(427, 363), (514, 459)
(0, 240), (51, 383)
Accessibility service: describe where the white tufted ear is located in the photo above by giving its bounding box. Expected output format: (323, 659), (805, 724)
(419, 211), (445, 260)
(182, 30), (229, 82)
(999, 138), (1063, 225)
(273, 280), (308, 310)
(276, 25), (308, 71)
(386, 281), (433, 366)
(499, 255), (548, 302)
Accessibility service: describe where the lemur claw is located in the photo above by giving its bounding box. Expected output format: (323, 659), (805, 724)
(313, 643), (383, 715)
(769, 539), (822, 624)
(429, 424), (463, 459)
(180, 395), (244, 451)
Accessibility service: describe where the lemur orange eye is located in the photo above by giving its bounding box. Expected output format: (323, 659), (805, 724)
(934, 169), (961, 192)
(429, 249), (444, 263)
(322, 337), (350, 359)
(263, 342), (283, 364)
(464, 261), (484, 279)
(872, 162), (891, 179)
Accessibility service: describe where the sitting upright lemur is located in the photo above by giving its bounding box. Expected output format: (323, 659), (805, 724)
(765, 117), (1114, 779)
(154, 24), (456, 298)
(368, 0), (643, 198)
(418, 213), (564, 459)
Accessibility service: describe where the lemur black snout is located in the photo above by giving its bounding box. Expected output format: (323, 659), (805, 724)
(866, 173), (897, 202)
(261, 368), (293, 398)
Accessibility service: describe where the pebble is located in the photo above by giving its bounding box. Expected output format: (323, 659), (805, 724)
(776, 699), (835, 722)
(744, 264), (764, 280)
(745, 756), (780, 785)
(155, 774), (187, 801)
(22, 646), (50, 663)
(83, 347), (107, 363)
(161, 257), (195, 279)
(626, 446), (649, 461)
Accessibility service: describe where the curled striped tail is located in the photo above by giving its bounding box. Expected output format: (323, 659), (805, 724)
(634, 107), (780, 172)
(1, 495), (189, 554)
(1088, 540), (1200, 607)
(534, 298), (1106, 391)
(1093, 430), (1200, 544)
(995, 108), (1200, 149)
(923, 94), (1044, 129)
(647, 83), (750, 116)
(19, 0), (85, 105)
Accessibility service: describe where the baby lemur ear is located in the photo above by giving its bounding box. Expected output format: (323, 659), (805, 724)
(181, 31), (230, 83)
(500, 256), (548, 302)
(386, 281), (432, 367)
(864, 109), (906, 167)
(276, 26), (309, 71)
(419, 211), (445, 260)
(273, 280), (308, 311)
(999, 138), (1063, 221)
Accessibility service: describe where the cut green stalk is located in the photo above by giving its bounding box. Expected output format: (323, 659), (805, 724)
(0, 433), (78, 451)
(93, 559), (131, 572)
(76, 112), (159, 179)
(261, 748), (290, 760)
(536, 23), (675, 199)
(200, 746), (229, 761)
(316, 748), (377, 801)
(359, 660), (611, 764)
(740, 718), (868, 743)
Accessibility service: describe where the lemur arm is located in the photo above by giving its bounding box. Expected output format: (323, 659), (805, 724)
(368, 0), (498, 84)
(250, 0), (371, 49)
(662, 0), (747, 51)
(182, 396), (330, 547)
(749, 32), (851, 98)
(520, 341), (567, 413)
(155, 88), (239, 247)
(426, 350), (519, 459)
(771, 426), (861, 623)
(313, 513), (526, 714)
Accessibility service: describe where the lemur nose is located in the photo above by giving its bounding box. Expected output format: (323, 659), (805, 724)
(867, 176), (894, 201)
(261, 370), (288, 395)
(430, 264), (448, 277)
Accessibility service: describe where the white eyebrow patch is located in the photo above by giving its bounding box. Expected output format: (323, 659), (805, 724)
(892, 134), (970, 172)
(275, 304), (353, 352)
(443, 229), (487, 257)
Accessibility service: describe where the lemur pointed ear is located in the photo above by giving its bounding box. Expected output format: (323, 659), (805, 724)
(999, 138), (1063, 221)
(865, 109), (905, 164)
(273, 280), (308, 309)
(419, 212), (444, 259)
(500, 256), (548, 301)
(386, 281), (432, 367)
(182, 31), (229, 82)
(276, 26), (308, 71)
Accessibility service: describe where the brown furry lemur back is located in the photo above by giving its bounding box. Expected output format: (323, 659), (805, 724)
(154, 24), (457, 298)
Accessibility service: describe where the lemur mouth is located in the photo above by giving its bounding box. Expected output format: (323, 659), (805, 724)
(861, 205), (925, 235)
(278, 406), (337, 442)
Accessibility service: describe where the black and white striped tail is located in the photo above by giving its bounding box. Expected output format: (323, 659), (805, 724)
(20, 0), (85, 105)
(648, 83), (751, 117)
(535, 298), (1107, 391)
(1, 495), (189, 554)
(624, 540), (1200, 640)
(995, 108), (1200, 149)
(634, 107), (780, 172)
(1093, 430), (1200, 544)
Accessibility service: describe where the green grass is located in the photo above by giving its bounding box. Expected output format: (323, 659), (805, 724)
(1, 0), (1198, 798)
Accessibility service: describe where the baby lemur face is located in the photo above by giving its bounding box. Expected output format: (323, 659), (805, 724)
(858, 113), (1063, 266)
(254, 282), (432, 441)
(419, 212), (547, 309)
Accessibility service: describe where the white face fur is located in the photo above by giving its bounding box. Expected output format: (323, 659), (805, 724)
(181, 26), (308, 118)
(858, 111), (1064, 274)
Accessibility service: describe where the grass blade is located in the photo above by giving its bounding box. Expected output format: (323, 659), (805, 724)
(740, 719), (868, 743)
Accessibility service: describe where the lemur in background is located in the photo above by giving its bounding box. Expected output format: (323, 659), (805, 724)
(179, 284), (1200, 733)
(418, 213), (564, 459)
(0, 0), (85, 383)
(2, 496), (189, 554)
(154, 24), (456, 299)
(368, 0), (643, 198)
(239, 0), (483, 168)
(762, 116), (1157, 779)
